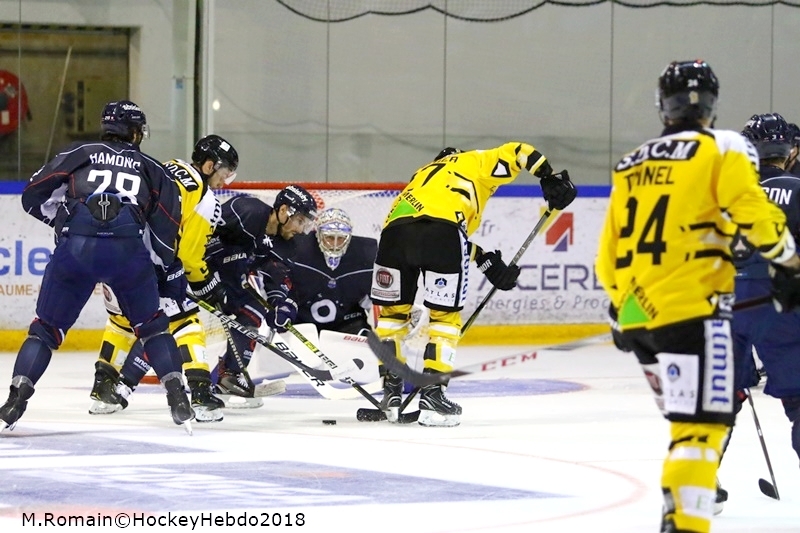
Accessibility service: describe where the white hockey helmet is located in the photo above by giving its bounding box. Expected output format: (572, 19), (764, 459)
(315, 207), (353, 270)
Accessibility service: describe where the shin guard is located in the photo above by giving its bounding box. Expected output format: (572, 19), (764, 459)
(661, 421), (729, 533)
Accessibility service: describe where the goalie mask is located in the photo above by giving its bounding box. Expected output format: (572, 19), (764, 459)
(315, 208), (353, 270)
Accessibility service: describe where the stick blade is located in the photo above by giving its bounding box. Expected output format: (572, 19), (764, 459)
(365, 332), (449, 387)
(758, 478), (780, 500)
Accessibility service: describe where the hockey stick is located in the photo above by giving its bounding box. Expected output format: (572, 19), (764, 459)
(745, 389), (780, 500)
(462, 209), (552, 332)
(241, 281), (422, 422)
(365, 210), (553, 388)
(187, 295), (360, 381)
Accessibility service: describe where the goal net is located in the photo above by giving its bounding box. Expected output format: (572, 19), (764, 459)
(199, 182), (405, 370)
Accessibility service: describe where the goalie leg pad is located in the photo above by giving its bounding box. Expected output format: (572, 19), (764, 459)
(661, 421), (728, 533)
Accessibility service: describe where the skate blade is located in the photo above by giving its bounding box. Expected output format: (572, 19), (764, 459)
(193, 406), (224, 423)
(88, 400), (123, 415)
(183, 419), (193, 436)
(217, 394), (264, 409)
(254, 380), (287, 397)
(0, 421), (14, 433)
(418, 410), (460, 427)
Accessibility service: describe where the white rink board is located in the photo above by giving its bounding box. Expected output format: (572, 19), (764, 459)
(0, 192), (610, 329)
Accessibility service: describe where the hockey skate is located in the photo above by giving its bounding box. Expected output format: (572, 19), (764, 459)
(418, 370), (461, 427)
(0, 379), (35, 432)
(714, 479), (728, 515)
(89, 361), (127, 415)
(189, 378), (224, 423)
(163, 374), (195, 434)
(379, 370), (403, 422)
(214, 369), (263, 409)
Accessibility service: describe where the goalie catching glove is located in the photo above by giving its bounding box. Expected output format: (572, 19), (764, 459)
(475, 247), (520, 291)
(189, 272), (230, 312)
(266, 296), (298, 333)
(769, 262), (800, 313)
(540, 169), (577, 211)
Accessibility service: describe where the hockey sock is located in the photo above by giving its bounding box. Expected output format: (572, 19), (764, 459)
(13, 336), (53, 385)
(139, 332), (183, 379)
(118, 342), (151, 389)
(781, 397), (800, 462)
(661, 421), (729, 533)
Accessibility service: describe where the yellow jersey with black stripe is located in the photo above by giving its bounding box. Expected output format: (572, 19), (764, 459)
(384, 142), (549, 236)
(162, 158), (222, 284)
(596, 126), (794, 331)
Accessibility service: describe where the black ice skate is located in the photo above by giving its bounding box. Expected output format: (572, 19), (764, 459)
(214, 369), (263, 409)
(89, 360), (127, 415)
(714, 478), (728, 515)
(0, 378), (35, 432)
(418, 370), (461, 427)
(380, 370), (403, 422)
(188, 372), (224, 423)
(162, 373), (195, 434)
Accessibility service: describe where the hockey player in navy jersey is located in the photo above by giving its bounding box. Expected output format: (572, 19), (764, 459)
(727, 113), (800, 471)
(205, 185), (318, 406)
(88, 134), (239, 422)
(0, 100), (194, 432)
(285, 207), (377, 336)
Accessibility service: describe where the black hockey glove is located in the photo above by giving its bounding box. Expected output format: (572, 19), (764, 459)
(475, 248), (520, 291)
(541, 170), (577, 211)
(769, 263), (800, 313)
(189, 272), (230, 312)
(157, 260), (187, 302)
(266, 296), (298, 333)
(608, 304), (631, 352)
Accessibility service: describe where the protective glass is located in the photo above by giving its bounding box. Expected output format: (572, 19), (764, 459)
(215, 163), (237, 185)
(285, 207), (314, 233)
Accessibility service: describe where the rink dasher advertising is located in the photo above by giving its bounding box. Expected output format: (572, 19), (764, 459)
(0, 187), (610, 331)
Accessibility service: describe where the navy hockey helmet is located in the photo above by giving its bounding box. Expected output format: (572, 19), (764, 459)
(787, 122), (800, 148)
(742, 113), (793, 160)
(656, 60), (719, 124)
(101, 100), (148, 142)
(192, 134), (239, 184)
(434, 147), (462, 161)
(274, 184), (319, 232)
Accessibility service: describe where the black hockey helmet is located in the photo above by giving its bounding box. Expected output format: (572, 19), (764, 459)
(101, 100), (148, 143)
(741, 113), (793, 160)
(434, 147), (462, 161)
(192, 134), (239, 184)
(274, 184), (318, 232)
(787, 122), (800, 148)
(657, 60), (719, 124)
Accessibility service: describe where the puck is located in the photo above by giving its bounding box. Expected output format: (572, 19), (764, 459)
(322, 419), (337, 425)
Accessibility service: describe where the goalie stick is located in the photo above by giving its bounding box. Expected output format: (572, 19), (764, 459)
(242, 281), (420, 423)
(187, 295), (361, 381)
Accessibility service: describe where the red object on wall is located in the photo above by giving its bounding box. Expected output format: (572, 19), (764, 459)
(0, 70), (29, 136)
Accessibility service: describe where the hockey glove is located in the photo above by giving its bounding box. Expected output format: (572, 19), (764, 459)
(608, 304), (631, 352)
(540, 170), (577, 211)
(266, 297), (298, 333)
(157, 260), (188, 302)
(475, 248), (520, 291)
(189, 272), (230, 312)
(769, 262), (800, 313)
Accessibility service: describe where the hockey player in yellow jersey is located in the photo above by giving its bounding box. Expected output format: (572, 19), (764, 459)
(89, 135), (238, 423)
(596, 60), (800, 533)
(371, 143), (577, 427)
